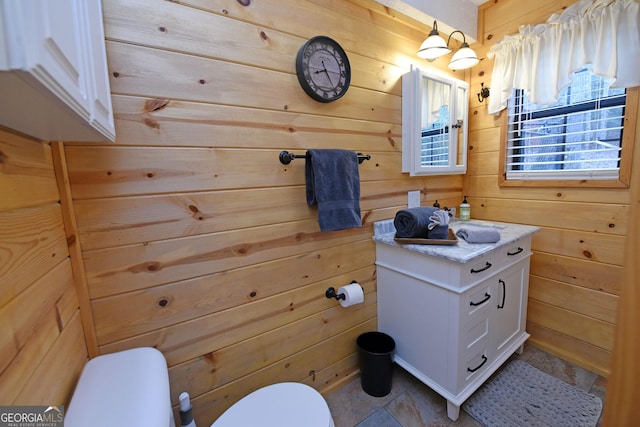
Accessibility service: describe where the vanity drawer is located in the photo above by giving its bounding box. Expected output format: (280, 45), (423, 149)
(459, 343), (491, 391)
(463, 313), (490, 350)
(463, 282), (492, 349)
(458, 252), (495, 286)
(496, 236), (532, 267)
(465, 282), (493, 316)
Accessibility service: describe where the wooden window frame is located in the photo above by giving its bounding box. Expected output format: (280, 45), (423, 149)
(499, 87), (638, 188)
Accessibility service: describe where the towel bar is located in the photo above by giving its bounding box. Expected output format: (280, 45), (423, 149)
(279, 150), (371, 165)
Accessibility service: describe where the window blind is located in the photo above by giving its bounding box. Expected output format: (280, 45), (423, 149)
(506, 69), (626, 181)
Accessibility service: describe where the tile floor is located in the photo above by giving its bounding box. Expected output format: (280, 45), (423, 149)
(325, 344), (607, 427)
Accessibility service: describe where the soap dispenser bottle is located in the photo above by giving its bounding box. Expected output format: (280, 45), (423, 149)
(459, 196), (471, 220)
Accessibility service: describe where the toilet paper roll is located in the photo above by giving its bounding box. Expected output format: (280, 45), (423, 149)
(337, 282), (365, 307)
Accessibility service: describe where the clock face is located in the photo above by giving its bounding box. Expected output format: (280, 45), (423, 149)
(296, 36), (351, 103)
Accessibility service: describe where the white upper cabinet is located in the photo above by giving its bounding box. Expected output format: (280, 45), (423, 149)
(0, 0), (115, 141)
(402, 65), (468, 176)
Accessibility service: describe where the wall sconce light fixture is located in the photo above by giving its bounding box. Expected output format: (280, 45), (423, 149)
(477, 82), (490, 102)
(417, 20), (480, 70)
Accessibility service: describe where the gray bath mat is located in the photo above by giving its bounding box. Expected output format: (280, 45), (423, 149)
(462, 360), (602, 427)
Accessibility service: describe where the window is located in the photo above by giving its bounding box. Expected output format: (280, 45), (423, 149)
(500, 68), (637, 187)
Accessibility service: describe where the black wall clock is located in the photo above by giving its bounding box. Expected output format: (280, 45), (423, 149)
(296, 36), (351, 103)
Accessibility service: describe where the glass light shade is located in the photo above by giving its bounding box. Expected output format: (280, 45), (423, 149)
(448, 44), (480, 70)
(417, 33), (452, 60)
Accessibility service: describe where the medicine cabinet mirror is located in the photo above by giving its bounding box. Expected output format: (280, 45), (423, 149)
(402, 65), (469, 176)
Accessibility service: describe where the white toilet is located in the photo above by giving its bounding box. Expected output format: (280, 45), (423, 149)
(65, 347), (334, 427)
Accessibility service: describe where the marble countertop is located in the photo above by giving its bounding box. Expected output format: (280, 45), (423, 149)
(373, 218), (539, 264)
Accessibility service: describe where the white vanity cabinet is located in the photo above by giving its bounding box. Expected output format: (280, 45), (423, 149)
(373, 221), (538, 421)
(0, 0), (115, 141)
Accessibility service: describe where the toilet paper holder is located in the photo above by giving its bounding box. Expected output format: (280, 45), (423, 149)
(325, 280), (358, 301)
(325, 287), (345, 301)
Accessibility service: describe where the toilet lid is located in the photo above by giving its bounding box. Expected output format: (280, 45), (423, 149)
(211, 382), (334, 427)
(65, 348), (172, 427)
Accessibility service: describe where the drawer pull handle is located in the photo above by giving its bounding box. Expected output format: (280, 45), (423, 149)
(498, 279), (506, 309)
(467, 355), (488, 373)
(470, 262), (492, 274)
(507, 247), (524, 256)
(469, 292), (491, 307)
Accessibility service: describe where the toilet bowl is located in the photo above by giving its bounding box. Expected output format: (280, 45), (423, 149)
(211, 382), (334, 427)
(65, 347), (334, 427)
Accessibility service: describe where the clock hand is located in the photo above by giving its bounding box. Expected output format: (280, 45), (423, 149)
(321, 60), (334, 86)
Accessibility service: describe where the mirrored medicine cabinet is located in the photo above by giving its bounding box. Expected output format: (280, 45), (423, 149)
(402, 65), (469, 176)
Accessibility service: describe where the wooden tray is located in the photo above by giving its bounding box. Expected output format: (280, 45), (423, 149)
(394, 228), (458, 245)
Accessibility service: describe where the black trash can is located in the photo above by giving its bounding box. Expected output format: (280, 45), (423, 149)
(356, 331), (395, 397)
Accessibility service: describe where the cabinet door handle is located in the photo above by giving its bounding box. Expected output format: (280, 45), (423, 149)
(467, 354), (488, 373)
(498, 279), (506, 309)
(469, 292), (491, 307)
(470, 262), (492, 274)
(507, 247), (524, 256)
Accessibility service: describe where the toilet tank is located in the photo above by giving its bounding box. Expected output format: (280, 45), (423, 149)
(65, 347), (175, 427)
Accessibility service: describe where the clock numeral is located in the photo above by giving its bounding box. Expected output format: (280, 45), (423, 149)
(304, 46), (315, 58)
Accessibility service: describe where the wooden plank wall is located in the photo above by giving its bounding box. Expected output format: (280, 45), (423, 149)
(469, 0), (638, 376)
(4, 0), (634, 420)
(61, 0), (463, 423)
(602, 115), (640, 426)
(0, 127), (88, 405)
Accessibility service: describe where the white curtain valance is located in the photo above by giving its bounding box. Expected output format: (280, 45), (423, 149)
(487, 0), (640, 115)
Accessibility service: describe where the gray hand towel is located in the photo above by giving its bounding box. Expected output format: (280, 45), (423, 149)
(456, 225), (501, 243)
(305, 149), (362, 232)
(394, 207), (438, 238)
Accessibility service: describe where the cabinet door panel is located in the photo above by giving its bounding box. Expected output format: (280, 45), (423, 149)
(493, 261), (529, 354)
(29, 0), (90, 118)
(84, 0), (115, 138)
(0, 0), (114, 141)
